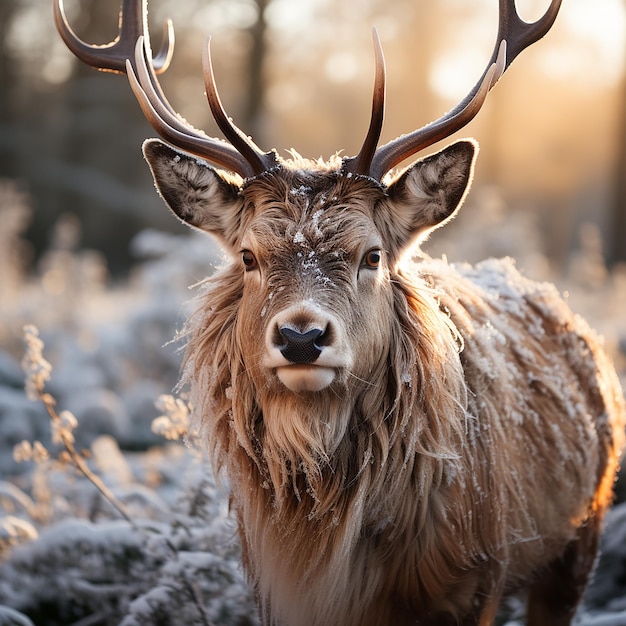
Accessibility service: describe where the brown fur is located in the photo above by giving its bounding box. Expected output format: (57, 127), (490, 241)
(143, 138), (625, 625)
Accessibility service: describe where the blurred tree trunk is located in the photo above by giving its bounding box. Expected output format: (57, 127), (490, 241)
(0, 1), (13, 118)
(243, 0), (269, 141)
(608, 71), (626, 267)
(0, 0), (19, 179)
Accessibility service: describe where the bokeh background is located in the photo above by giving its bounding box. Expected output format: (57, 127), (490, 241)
(2, 0), (626, 274)
(1, 1), (626, 624)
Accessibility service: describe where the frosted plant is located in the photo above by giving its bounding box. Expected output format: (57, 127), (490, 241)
(9, 440), (55, 524)
(12, 440), (34, 464)
(152, 394), (190, 441)
(21, 325), (52, 402)
(19, 324), (134, 525)
(51, 410), (78, 446)
(12, 440), (49, 464)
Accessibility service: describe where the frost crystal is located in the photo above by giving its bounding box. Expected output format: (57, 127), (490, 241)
(300, 248), (334, 287)
(401, 369), (412, 387)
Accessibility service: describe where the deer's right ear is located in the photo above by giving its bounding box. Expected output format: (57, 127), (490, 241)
(143, 139), (243, 246)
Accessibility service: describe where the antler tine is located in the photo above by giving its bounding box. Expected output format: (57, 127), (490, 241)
(343, 28), (386, 176)
(497, 0), (562, 69)
(127, 37), (258, 178)
(367, 0), (562, 181)
(53, 0), (174, 75)
(203, 38), (278, 176)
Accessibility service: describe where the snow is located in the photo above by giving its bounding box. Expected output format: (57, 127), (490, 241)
(311, 209), (325, 238)
(575, 612), (626, 626)
(290, 185), (313, 197)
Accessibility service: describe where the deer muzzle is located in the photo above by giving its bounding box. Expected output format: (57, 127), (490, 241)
(263, 303), (352, 392)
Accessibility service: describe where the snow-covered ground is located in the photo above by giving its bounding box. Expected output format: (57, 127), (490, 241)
(0, 185), (625, 625)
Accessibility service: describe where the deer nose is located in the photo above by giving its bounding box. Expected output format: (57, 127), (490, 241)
(278, 327), (325, 364)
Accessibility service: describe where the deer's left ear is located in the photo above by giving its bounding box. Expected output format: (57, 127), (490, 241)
(381, 140), (477, 252)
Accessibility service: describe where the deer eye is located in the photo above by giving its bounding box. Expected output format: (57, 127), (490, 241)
(362, 249), (382, 269)
(242, 250), (258, 271)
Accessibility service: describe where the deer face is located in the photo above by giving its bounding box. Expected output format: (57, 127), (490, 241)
(144, 139), (476, 394)
(144, 140), (475, 393)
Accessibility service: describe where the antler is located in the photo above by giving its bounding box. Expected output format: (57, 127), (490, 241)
(53, 0), (276, 179)
(53, 0), (174, 74)
(345, 0), (562, 180)
(348, 28), (386, 177)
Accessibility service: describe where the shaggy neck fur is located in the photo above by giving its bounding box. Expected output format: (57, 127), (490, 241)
(182, 258), (505, 624)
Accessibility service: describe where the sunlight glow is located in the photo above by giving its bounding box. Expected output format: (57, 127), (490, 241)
(325, 51), (359, 84)
(429, 0), (626, 101)
(196, 0), (259, 31)
(265, 0), (320, 32)
(561, 0), (626, 83)
(42, 54), (73, 85)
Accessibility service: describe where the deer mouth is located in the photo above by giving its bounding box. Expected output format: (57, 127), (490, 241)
(275, 364), (336, 392)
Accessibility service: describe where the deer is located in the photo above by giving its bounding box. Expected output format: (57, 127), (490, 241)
(54, 0), (625, 624)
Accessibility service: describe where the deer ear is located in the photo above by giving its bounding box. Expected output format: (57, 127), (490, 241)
(142, 139), (243, 246)
(382, 140), (477, 251)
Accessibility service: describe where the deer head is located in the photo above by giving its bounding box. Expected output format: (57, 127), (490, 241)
(54, 0), (562, 396)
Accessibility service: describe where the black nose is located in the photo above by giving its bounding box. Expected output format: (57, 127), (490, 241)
(278, 327), (324, 364)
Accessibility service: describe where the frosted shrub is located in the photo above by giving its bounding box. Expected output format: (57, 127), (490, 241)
(17, 325), (134, 525)
(0, 323), (258, 625)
